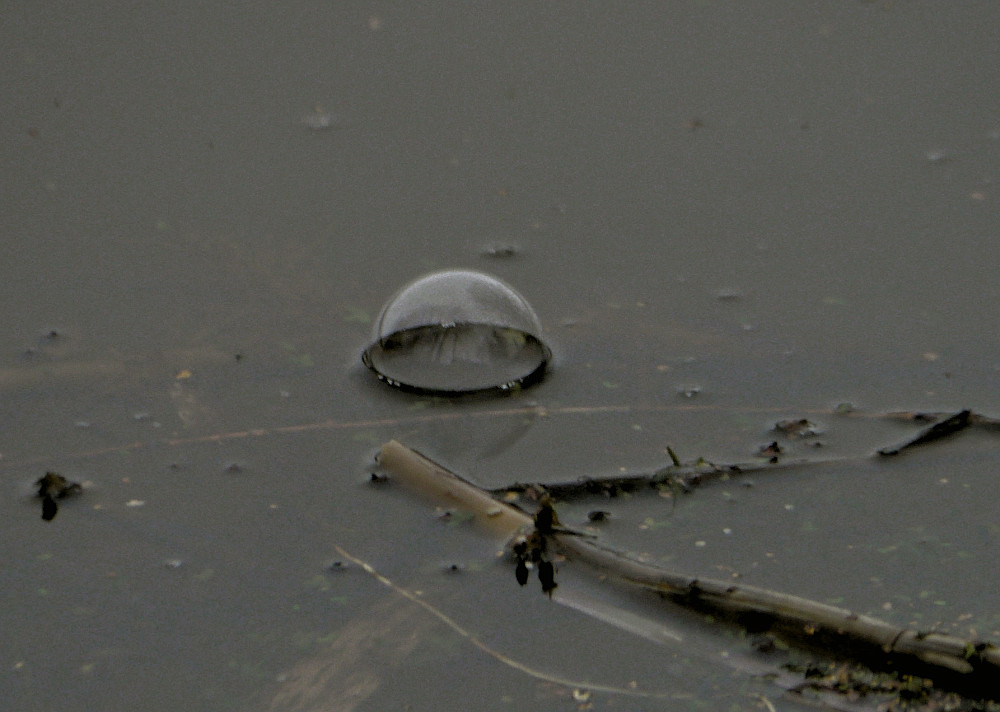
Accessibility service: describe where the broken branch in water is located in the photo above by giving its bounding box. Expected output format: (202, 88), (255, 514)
(494, 409), (989, 501)
(878, 409), (972, 456)
(561, 536), (1000, 701)
(376, 439), (1000, 704)
(377, 438), (532, 537)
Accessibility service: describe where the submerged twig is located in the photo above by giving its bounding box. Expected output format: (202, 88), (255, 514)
(377, 440), (1000, 703)
(878, 409), (973, 456)
(330, 543), (682, 700)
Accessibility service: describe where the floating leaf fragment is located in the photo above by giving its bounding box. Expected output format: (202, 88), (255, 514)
(774, 418), (822, 438)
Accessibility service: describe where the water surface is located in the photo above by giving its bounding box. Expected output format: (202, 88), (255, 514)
(3, 2), (1000, 711)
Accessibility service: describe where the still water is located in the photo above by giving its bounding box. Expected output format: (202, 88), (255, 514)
(3, 2), (1000, 711)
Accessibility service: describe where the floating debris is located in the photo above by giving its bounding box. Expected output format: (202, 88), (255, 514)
(537, 559), (557, 597)
(362, 270), (552, 395)
(677, 384), (702, 399)
(35, 471), (82, 521)
(376, 439), (1000, 703)
(533, 494), (559, 534)
(758, 441), (783, 459)
(774, 418), (823, 438)
(479, 244), (521, 259)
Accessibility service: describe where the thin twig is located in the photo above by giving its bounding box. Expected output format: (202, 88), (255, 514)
(331, 544), (682, 700)
(494, 409), (988, 501)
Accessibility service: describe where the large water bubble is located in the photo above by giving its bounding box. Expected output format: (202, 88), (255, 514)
(362, 269), (552, 395)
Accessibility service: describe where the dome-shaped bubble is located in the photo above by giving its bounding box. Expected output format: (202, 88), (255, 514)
(362, 269), (552, 395)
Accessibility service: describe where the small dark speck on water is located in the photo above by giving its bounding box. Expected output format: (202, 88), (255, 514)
(36, 471), (82, 522)
(758, 441), (783, 457)
(480, 244), (521, 259)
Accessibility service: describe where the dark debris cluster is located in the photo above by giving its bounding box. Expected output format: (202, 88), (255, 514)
(511, 494), (561, 597)
(35, 471), (81, 521)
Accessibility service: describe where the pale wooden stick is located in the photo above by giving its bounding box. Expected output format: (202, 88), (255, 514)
(377, 439), (533, 537)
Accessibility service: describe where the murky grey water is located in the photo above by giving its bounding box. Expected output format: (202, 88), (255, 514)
(3, 2), (1000, 711)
